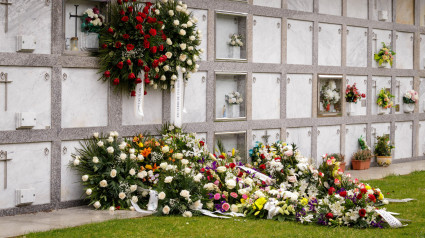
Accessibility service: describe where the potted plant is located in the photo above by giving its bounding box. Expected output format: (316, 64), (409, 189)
(402, 90), (418, 113)
(374, 42), (395, 68)
(376, 88), (394, 115)
(351, 149), (373, 170)
(345, 83), (365, 116)
(374, 134), (395, 167)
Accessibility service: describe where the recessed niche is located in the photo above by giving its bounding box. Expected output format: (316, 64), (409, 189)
(214, 131), (247, 161)
(215, 11), (247, 61)
(317, 74), (343, 117)
(215, 72), (247, 121)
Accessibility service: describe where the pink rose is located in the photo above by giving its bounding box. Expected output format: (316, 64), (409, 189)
(214, 180), (220, 186)
(230, 192), (238, 198)
(222, 203), (230, 211)
(242, 194), (248, 200)
(334, 178), (340, 186)
(214, 193), (220, 200)
(284, 150), (293, 156)
(326, 159), (332, 165)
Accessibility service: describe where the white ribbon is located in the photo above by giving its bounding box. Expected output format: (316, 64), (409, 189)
(132, 189), (158, 215)
(263, 199), (279, 219)
(385, 198), (415, 203)
(134, 74), (145, 119)
(182, 81), (187, 113)
(375, 209), (404, 228)
(237, 166), (273, 184)
(213, 210), (245, 217)
(198, 209), (231, 219)
(170, 69), (183, 127)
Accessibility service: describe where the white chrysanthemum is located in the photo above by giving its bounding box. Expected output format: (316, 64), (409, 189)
(168, 10), (174, 16)
(137, 154), (144, 161)
(131, 196), (138, 203)
(162, 145), (170, 153)
(184, 167), (191, 174)
(181, 159), (189, 165)
(173, 19), (180, 26)
(73, 158), (80, 166)
(204, 183), (215, 191)
(120, 153), (127, 160)
(179, 54), (187, 61)
(119, 142), (127, 150)
(225, 179), (236, 189)
(160, 75), (166, 81)
(93, 132), (99, 138)
(179, 29), (186, 36)
(189, 35), (196, 41)
(180, 43), (187, 50)
(97, 141), (104, 147)
(92, 156), (99, 163)
(107, 136), (114, 143)
(160, 162), (168, 169)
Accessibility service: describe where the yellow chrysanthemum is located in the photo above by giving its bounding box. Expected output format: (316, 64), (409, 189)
(300, 198), (309, 206)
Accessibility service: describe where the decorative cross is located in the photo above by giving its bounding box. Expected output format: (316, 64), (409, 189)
(69, 5), (81, 38)
(0, 150), (12, 189)
(0, 72), (12, 111)
(262, 130), (271, 144)
(0, 0), (12, 33)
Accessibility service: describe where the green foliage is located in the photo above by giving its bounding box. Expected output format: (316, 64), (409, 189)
(376, 88), (394, 109)
(374, 42), (395, 66)
(374, 134), (395, 156)
(352, 149), (373, 161)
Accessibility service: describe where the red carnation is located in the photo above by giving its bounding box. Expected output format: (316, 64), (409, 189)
(161, 34), (167, 40)
(101, 43), (108, 49)
(359, 209), (366, 217)
(143, 6), (149, 14)
(146, 2), (152, 7)
(143, 66), (150, 72)
(136, 16), (143, 23)
(147, 17), (156, 23)
(123, 34), (130, 40)
(135, 78), (142, 84)
(328, 187), (336, 195)
(159, 44), (164, 51)
(126, 44), (135, 51)
(325, 213), (333, 219)
(136, 24), (143, 30)
(127, 6), (133, 13)
(119, 9), (125, 15)
(368, 194), (376, 202)
(117, 61), (124, 69)
(150, 46), (157, 54)
(128, 73), (136, 80)
(144, 40), (150, 49)
(115, 41), (122, 48)
(356, 193), (362, 200)
(131, 90), (136, 97)
(113, 78), (120, 85)
(149, 28), (157, 36)
(229, 163), (236, 169)
(361, 93), (366, 98)
(200, 141), (205, 146)
(104, 71), (111, 78)
(137, 59), (144, 66)
(259, 164), (266, 170)
(117, 0), (122, 4)
(339, 191), (347, 197)
(200, 168), (205, 173)
(126, 59), (132, 65)
(360, 188), (367, 194)
(141, 13), (147, 19)
(144, 78), (150, 84)
(121, 16), (129, 22)
(107, 27), (114, 34)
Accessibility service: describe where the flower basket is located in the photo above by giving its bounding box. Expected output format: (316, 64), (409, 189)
(403, 103), (415, 113)
(351, 159), (371, 170)
(376, 156), (392, 167)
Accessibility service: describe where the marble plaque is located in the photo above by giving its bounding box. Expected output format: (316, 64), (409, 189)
(319, 0), (341, 16)
(252, 73), (280, 120)
(421, 35), (425, 70)
(372, 76), (391, 115)
(420, 78), (425, 113)
(286, 74), (312, 118)
(345, 124), (367, 167)
(62, 68), (108, 128)
(396, 32), (414, 69)
(371, 0), (392, 22)
(0, 142), (51, 209)
(189, 9), (208, 61)
(419, 121), (425, 156)
(253, 16), (281, 64)
(371, 122), (390, 150)
(0, 0), (51, 54)
(346, 26), (368, 67)
(252, 129), (280, 147)
(318, 23), (341, 66)
(396, 0), (414, 25)
(216, 13), (247, 60)
(183, 72), (207, 123)
(287, 19), (313, 65)
(395, 77), (413, 114)
(372, 29), (392, 68)
(61, 140), (84, 202)
(346, 76), (367, 116)
(317, 125), (341, 166)
(287, 0), (313, 12)
(122, 87), (163, 125)
(347, 0), (368, 19)
(253, 0), (281, 8)
(286, 127), (312, 158)
(395, 121), (412, 160)
(0, 67), (51, 131)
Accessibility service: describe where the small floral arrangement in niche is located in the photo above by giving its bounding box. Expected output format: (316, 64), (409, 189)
(225, 91), (243, 104)
(81, 7), (104, 33)
(228, 34), (244, 47)
(374, 134), (394, 157)
(345, 83), (365, 103)
(376, 88), (394, 109)
(402, 90), (419, 104)
(374, 42), (395, 67)
(320, 80), (340, 112)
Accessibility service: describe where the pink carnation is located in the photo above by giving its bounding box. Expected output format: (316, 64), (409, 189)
(222, 203), (230, 211)
(214, 193), (221, 200)
(230, 192), (238, 198)
(242, 194), (248, 200)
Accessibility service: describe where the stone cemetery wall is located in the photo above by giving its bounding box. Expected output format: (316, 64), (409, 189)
(0, 0), (425, 216)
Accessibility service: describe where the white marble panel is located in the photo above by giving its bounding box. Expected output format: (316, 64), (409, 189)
(347, 0), (368, 19)
(319, 0), (341, 16)
(346, 76), (367, 116)
(396, 0), (414, 25)
(286, 127), (312, 158)
(346, 26), (368, 67)
(318, 23), (341, 66)
(419, 121), (425, 156)
(62, 68), (108, 128)
(372, 76), (392, 115)
(61, 140), (84, 202)
(395, 77), (413, 114)
(189, 9), (208, 61)
(183, 72), (207, 123)
(372, 29), (392, 68)
(252, 73), (280, 120)
(395, 121), (412, 160)
(253, 0), (281, 8)
(396, 32), (414, 69)
(286, 74), (312, 118)
(214, 133), (246, 158)
(0, 142), (51, 209)
(372, 0), (392, 22)
(195, 133), (207, 143)
(371, 122), (391, 151)
(0, 0), (51, 54)
(287, 19), (313, 65)
(421, 35), (425, 70)
(317, 125), (341, 166)
(345, 124), (367, 167)
(420, 78), (425, 113)
(122, 87), (163, 125)
(252, 129), (281, 147)
(0, 67), (51, 131)
(287, 0), (313, 12)
(253, 16), (281, 64)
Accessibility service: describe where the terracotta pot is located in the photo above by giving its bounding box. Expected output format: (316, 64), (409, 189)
(351, 159), (371, 170)
(339, 162), (346, 172)
(376, 156), (392, 167)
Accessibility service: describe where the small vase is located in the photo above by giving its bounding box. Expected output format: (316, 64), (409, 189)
(403, 103), (415, 113)
(227, 104), (240, 118)
(228, 46), (241, 59)
(376, 156), (392, 167)
(347, 102), (356, 116)
(82, 32), (99, 51)
(351, 159), (371, 170)
(378, 106), (389, 115)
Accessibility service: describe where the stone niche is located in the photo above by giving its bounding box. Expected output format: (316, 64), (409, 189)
(346, 76), (367, 116)
(0, 142), (51, 209)
(419, 121), (425, 157)
(286, 74), (312, 119)
(122, 87), (163, 126)
(345, 124), (367, 167)
(253, 0), (281, 8)
(189, 9), (208, 61)
(252, 73), (281, 120)
(395, 0), (414, 25)
(287, 19), (313, 65)
(319, 0), (341, 16)
(395, 121), (413, 160)
(317, 125), (341, 167)
(372, 29), (392, 68)
(346, 26), (368, 68)
(62, 68), (108, 128)
(371, 76), (391, 115)
(0, 66), (51, 131)
(347, 0), (368, 19)
(0, 0), (51, 54)
(420, 78), (425, 113)
(318, 23), (342, 66)
(286, 127), (312, 158)
(253, 16), (281, 64)
(421, 35), (425, 70)
(395, 32), (414, 69)
(287, 0), (313, 12)
(194, 133), (207, 144)
(61, 140), (84, 202)
(214, 132), (247, 161)
(371, 0), (392, 23)
(371, 122), (390, 155)
(215, 12), (247, 61)
(252, 129), (280, 147)
(215, 73), (246, 121)
(394, 77), (413, 114)
(182, 71), (207, 123)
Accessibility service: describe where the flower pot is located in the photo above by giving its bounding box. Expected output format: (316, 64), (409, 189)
(351, 159), (371, 170)
(228, 46), (240, 59)
(347, 103), (356, 116)
(403, 103), (415, 113)
(227, 103), (240, 118)
(81, 32), (99, 51)
(339, 162), (346, 172)
(378, 106), (389, 115)
(376, 156), (392, 167)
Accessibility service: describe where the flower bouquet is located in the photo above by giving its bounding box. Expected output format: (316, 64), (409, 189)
(374, 134), (394, 167)
(374, 42), (395, 67)
(225, 91), (243, 118)
(376, 88), (394, 114)
(345, 83), (365, 115)
(81, 7), (104, 33)
(320, 80), (340, 112)
(229, 34), (244, 47)
(402, 90), (418, 113)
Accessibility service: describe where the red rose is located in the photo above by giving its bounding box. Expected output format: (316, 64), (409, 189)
(141, 13), (147, 19)
(136, 16), (143, 23)
(150, 46), (157, 53)
(161, 34), (167, 40)
(101, 43), (108, 49)
(85, 17), (91, 23)
(123, 34), (130, 40)
(154, 74), (159, 79)
(143, 66), (150, 72)
(113, 78), (120, 85)
(199, 141), (204, 146)
(325, 213), (333, 219)
(146, 2), (152, 7)
(117, 61), (124, 69)
(143, 6), (149, 14)
(121, 16), (129, 22)
(238, 171), (244, 177)
(368, 194), (376, 202)
(259, 164), (266, 170)
(144, 40), (150, 49)
(137, 11), (142, 16)
(128, 73), (136, 80)
(139, 30), (145, 35)
(126, 44), (134, 51)
(124, 0), (128, 2)
(131, 90), (136, 97)
(127, 6), (133, 13)
(200, 168), (205, 173)
(339, 191), (347, 197)
(144, 34), (151, 39)
(159, 44), (164, 51)
(229, 163), (236, 169)
(135, 78), (142, 84)
(158, 21), (163, 25)
(328, 187), (336, 195)
(126, 59), (132, 65)
(149, 28), (157, 36)
(137, 59), (144, 66)
(260, 154), (265, 159)
(108, 27), (114, 34)
(104, 71), (111, 78)
(360, 188), (367, 194)
(359, 209), (366, 217)
(136, 24), (143, 30)
(144, 78), (150, 84)
(219, 155), (225, 159)
(119, 9), (125, 15)
(115, 41), (122, 48)
(147, 17), (156, 23)
(356, 193), (362, 200)
(117, 0), (122, 5)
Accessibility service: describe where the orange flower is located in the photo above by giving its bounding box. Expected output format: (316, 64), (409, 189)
(145, 163), (159, 172)
(133, 136), (139, 142)
(141, 147), (152, 157)
(140, 166), (145, 171)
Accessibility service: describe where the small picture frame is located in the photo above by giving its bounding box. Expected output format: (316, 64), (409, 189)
(317, 74), (343, 117)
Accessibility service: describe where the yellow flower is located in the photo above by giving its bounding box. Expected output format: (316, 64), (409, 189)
(254, 211), (260, 216)
(253, 197), (267, 210)
(365, 185), (372, 190)
(378, 192), (384, 200)
(232, 148), (235, 156)
(138, 142), (144, 148)
(300, 198), (309, 206)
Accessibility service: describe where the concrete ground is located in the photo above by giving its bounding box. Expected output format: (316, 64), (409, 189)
(0, 160), (424, 238)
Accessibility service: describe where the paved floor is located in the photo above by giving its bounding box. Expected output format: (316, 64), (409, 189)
(0, 160), (424, 237)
